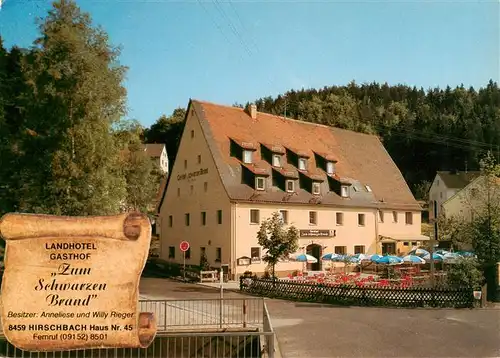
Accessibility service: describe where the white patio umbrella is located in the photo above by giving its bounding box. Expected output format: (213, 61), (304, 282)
(290, 253), (318, 273)
(402, 255), (426, 264)
(289, 253), (318, 263)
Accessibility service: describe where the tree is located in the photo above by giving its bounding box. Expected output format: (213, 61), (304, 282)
(257, 212), (299, 279)
(0, 45), (31, 215)
(18, 0), (128, 215)
(199, 251), (210, 271)
(446, 257), (484, 289)
(463, 152), (500, 265)
(144, 108), (186, 172)
(437, 213), (472, 248)
(413, 180), (431, 201)
(117, 120), (161, 214)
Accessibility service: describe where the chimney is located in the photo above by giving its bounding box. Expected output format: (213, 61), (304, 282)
(246, 103), (257, 119)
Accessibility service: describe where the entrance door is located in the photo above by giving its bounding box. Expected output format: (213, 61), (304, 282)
(382, 243), (396, 255)
(306, 244), (322, 271)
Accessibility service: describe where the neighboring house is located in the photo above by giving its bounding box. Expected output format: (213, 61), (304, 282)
(157, 100), (425, 279)
(428, 171), (480, 221)
(143, 143), (169, 175)
(442, 175), (500, 222)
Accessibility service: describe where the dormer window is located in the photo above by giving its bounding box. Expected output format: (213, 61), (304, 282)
(298, 158), (307, 170)
(255, 177), (265, 191)
(341, 185), (349, 198)
(312, 182), (321, 195)
(243, 150), (253, 164)
(365, 185), (372, 192)
(326, 162), (335, 175)
(286, 180), (294, 193)
(272, 154), (282, 167)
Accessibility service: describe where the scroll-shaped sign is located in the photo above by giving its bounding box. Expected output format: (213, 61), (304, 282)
(0, 212), (157, 352)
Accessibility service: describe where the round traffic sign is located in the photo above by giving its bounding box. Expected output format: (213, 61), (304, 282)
(179, 241), (190, 252)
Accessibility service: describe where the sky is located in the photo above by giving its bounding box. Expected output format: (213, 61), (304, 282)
(0, 0), (499, 127)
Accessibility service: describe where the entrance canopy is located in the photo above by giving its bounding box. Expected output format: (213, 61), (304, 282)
(379, 234), (431, 243)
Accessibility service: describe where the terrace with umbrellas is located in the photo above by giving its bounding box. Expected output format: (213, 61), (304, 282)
(286, 249), (476, 288)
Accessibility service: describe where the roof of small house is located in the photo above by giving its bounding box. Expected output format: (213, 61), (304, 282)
(436, 171), (481, 189)
(143, 143), (165, 158)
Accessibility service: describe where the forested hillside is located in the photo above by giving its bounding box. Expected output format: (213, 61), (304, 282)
(146, 82), (500, 199)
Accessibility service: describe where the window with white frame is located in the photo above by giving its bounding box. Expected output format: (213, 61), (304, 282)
(326, 161), (335, 174)
(405, 212), (413, 225)
(335, 246), (346, 255)
(365, 185), (372, 192)
(286, 180), (294, 193)
(255, 177), (265, 190)
(312, 182), (321, 195)
(279, 210), (289, 224)
(309, 211), (317, 225)
(298, 158), (307, 170)
(358, 213), (365, 226)
(378, 210), (384, 223)
(272, 154), (282, 167)
(341, 185), (349, 198)
(392, 211), (398, 223)
(243, 150), (253, 164)
(336, 212), (344, 225)
(250, 209), (260, 224)
(354, 245), (365, 254)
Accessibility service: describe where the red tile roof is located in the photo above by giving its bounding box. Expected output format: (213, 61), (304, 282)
(188, 100), (420, 210)
(143, 143), (165, 158)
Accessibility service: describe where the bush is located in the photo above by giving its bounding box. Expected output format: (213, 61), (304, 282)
(199, 252), (210, 271)
(446, 258), (484, 288)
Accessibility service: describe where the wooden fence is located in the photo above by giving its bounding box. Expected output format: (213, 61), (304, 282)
(240, 277), (474, 308)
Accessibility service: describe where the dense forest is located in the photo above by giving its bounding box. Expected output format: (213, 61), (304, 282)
(145, 82), (500, 199)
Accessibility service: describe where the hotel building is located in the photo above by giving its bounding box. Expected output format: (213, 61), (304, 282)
(157, 100), (427, 279)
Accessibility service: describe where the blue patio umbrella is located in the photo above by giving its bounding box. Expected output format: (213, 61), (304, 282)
(407, 248), (430, 257)
(368, 254), (383, 262)
(346, 254), (367, 263)
(402, 255), (426, 264)
(375, 255), (403, 264)
(331, 254), (348, 262)
(422, 253), (444, 261)
(435, 249), (450, 255)
(456, 251), (476, 258)
(321, 253), (341, 261)
(442, 252), (464, 263)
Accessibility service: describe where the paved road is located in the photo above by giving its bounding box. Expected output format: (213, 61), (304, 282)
(140, 278), (500, 358)
(267, 299), (500, 358)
